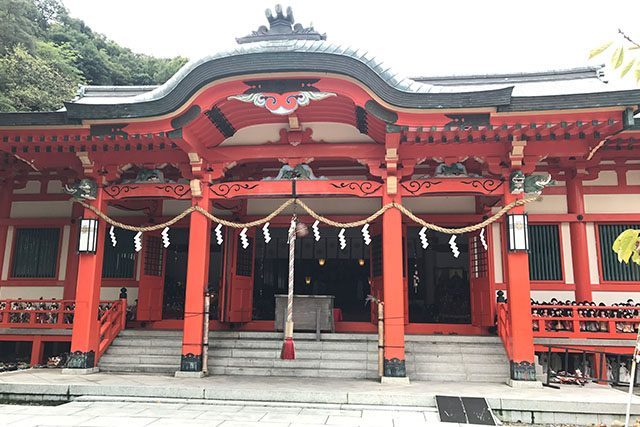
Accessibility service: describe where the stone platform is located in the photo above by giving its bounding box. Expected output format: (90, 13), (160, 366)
(1, 369), (640, 425)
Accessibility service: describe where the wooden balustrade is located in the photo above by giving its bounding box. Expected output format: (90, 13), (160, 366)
(98, 299), (127, 358)
(530, 304), (640, 339)
(496, 303), (512, 359)
(0, 299), (125, 331)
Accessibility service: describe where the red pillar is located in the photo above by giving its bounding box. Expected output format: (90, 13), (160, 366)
(0, 182), (12, 274)
(179, 186), (211, 373)
(566, 170), (592, 302)
(63, 203), (83, 300)
(382, 188), (406, 378)
(503, 189), (536, 381)
(66, 189), (107, 370)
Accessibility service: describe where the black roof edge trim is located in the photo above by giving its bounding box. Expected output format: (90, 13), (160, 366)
(60, 52), (514, 121)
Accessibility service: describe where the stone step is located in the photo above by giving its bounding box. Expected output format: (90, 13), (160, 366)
(410, 353), (507, 364)
(204, 365), (376, 379)
(409, 362), (508, 375)
(99, 354), (180, 365)
(106, 346), (181, 356)
(99, 363), (175, 374)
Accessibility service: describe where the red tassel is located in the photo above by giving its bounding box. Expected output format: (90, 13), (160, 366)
(280, 337), (296, 360)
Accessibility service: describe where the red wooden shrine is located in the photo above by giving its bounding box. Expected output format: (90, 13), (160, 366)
(1, 6), (640, 382)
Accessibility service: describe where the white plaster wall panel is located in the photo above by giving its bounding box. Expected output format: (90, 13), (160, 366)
(57, 226), (70, 281)
(402, 196), (476, 214)
(560, 223), (574, 284)
(491, 223), (504, 284)
(1, 226), (14, 280)
(13, 181), (41, 194)
(10, 201), (72, 218)
(592, 292), (640, 305)
(530, 290), (576, 303)
(627, 170), (640, 186)
(47, 180), (64, 194)
(247, 198), (382, 216)
(585, 222), (600, 285)
(162, 200), (190, 216)
(0, 286), (64, 300)
(524, 195), (567, 214)
(100, 286), (138, 305)
(584, 194), (640, 213)
(220, 122), (373, 146)
(107, 206), (145, 217)
(583, 170), (618, 186)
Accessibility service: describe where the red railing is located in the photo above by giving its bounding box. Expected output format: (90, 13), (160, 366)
(0, 299), (75, 328)
(0, 299), (125, 331)
(496, 302), (512, 359)
(531, 304), (640, 339)
(97, 299), (126, 358)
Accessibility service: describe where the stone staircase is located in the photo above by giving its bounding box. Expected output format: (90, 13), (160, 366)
(98, 330), (509, 382)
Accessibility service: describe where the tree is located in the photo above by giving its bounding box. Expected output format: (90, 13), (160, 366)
(0, 43), (82, 111)
(590, 29), (640, 82)
(0, 0), (188, 111)
(596, 30), (640, 267)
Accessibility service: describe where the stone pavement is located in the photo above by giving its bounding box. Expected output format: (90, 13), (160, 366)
(2, 369), (640, 425)
(0, 398), (454, 427)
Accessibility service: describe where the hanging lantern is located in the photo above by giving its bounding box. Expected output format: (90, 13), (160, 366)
(77, 218), (99, 253)
(507, 213), (529, 251)
(318, 258), (326, 266)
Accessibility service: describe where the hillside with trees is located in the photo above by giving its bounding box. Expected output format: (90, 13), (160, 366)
(0, 0), (188, 112)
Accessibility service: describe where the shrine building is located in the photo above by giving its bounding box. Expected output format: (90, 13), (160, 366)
(1, 5), (640, 383)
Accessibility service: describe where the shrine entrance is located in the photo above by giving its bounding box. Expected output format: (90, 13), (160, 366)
(253, 226), (371, 322)
(407, 227), (471, 324)
(162, 228), (224, 320)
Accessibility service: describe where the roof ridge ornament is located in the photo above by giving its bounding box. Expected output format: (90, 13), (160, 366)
(236, 4), (327, 44)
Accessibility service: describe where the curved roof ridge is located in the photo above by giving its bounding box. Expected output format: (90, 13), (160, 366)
(129, 39), (506, 105)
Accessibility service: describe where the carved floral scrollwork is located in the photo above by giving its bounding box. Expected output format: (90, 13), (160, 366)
(329, 181), (383, 196)
(400, 180), (442, 196)
(460, 179), (504, 193)
(210, 182), (259, 198)
(154, 184), (190, 198)
(103, 185), (139, 198)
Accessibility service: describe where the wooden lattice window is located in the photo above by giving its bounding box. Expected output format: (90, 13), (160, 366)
(236, 237), (253, 277)
(599, 224), (640, 282)
(144, 235), (163, 276)
(528, 224), (562, 281)
(11, 228), (60, 278)
(470, 234), (488, 279)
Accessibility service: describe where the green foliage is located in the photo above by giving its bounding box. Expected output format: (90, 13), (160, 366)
(0, 0), (188, 112)
(590, 30), (640, 83)
(0, 43), (82, 111)
(612, 229), (640, 266)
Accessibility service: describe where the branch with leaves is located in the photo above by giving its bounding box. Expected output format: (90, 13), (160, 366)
(613, 229), (640, 266)
(590, 29), (640, 82)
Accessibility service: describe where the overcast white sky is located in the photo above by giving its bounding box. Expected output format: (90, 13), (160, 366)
(62, 0), (639, 80)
